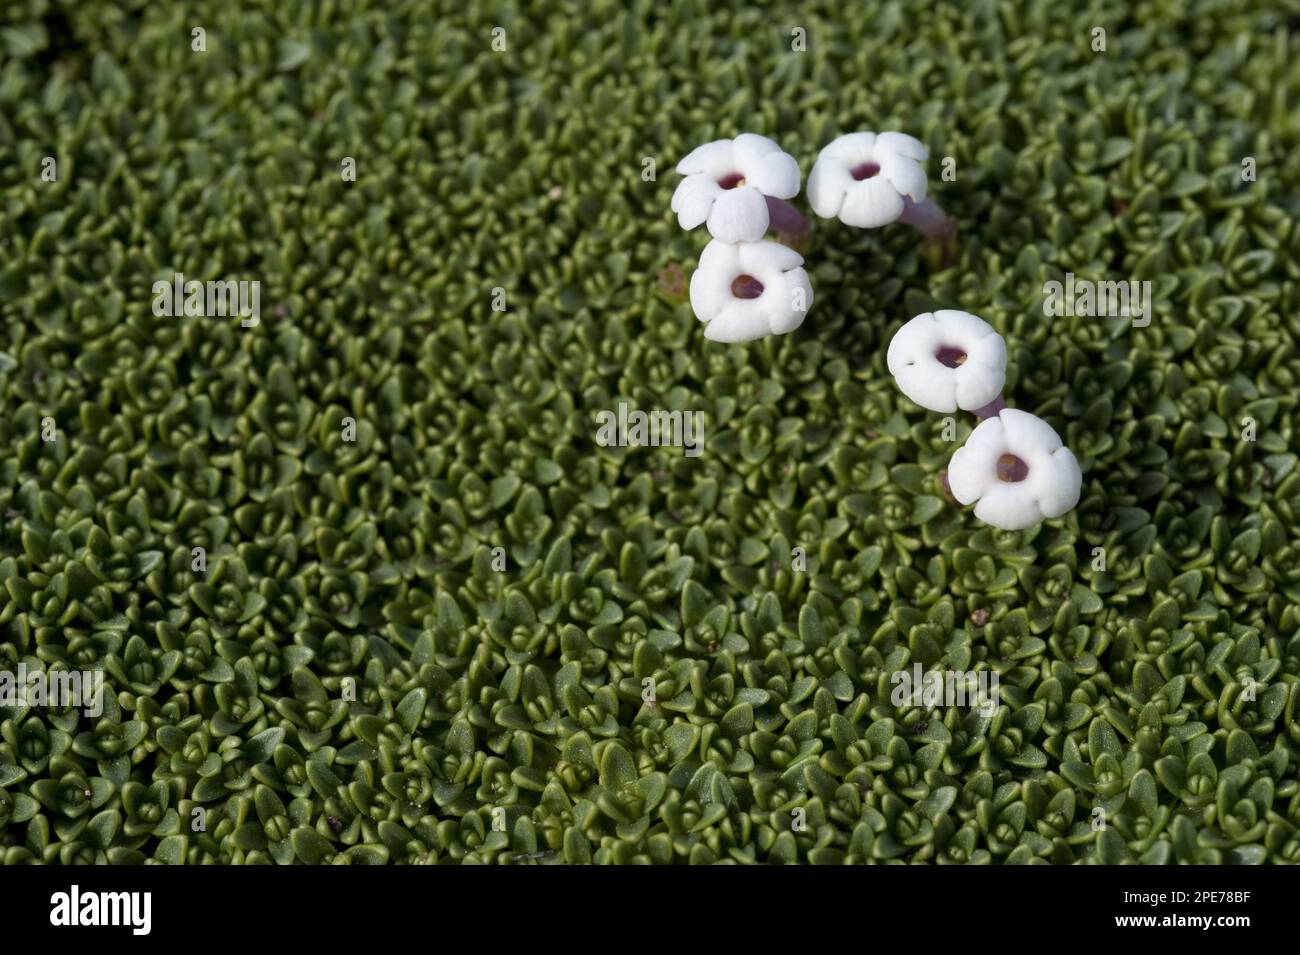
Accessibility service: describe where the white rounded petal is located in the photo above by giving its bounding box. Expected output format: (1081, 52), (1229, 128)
(766, 268), (813, 334)
(931, 309), (997, 345)
(876, 131), (929, 161)
(964, 330), (1008, 370)
(886, 312), (942, 374)
(953, 335), (1007, 410)
(894, 363), (957, 412)
(973, 485), (1040, 531)
(807, 156), (853, 219)
(691, 239), (812, 343)
(738, 238), (804, 275)
(676, 140), (736, 177)
(745, 149), (801, 199)
(704, 300), (770, 343)
(839, 177), (905, 228)
(688, 271), (729, 323)
(947, 410), (1082, 529)
(706, 186), (769, 242)
(878, 152), (928, 202)
(821, 132), (877, 164)
(888, 312), (953, 411)
(731, 133), (782, 168)
(671, 174), (720, 230)
(947, 417), (1005, 504)
(689, 241), (742, 321)
(697, 236), (742, 274)
(1036, 447), (1083, 518)
(1000, 407), (1063, 454)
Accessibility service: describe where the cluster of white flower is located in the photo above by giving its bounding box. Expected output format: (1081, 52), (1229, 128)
(672, 130), (957, 343)
(888, 311), (1082, 530)
(670, 133), (1077, 529)
(671, 134), (813, 343)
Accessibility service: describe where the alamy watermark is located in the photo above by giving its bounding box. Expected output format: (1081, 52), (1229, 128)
(890, 664), (1000, 716)
(595, 401), (705, 457)
(0, 664), (104, 717)
(1043, 272), (1152, 327)
(50, 886), (151, 935)
(152, 272), (260, 327)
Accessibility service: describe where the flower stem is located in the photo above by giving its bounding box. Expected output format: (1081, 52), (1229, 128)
(898, 196), (954, 239)
(899, 196), (956, 265)
(971, 395), (1006, 420)
(766, 195), (810, 239)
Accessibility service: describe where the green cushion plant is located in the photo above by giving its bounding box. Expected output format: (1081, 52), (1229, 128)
(0, 0), (1298, 864)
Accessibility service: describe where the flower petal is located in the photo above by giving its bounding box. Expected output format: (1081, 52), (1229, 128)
(879, 152), (928, 202)
(948, 417), (1005, 504)
(953, 345), (1006, 410)
(807, 156), (854, 219)
(706, 186), (769, 242)
(931, 309), (996, 344)
(838, 177), (904, 228)
(689, 240), (741, 321)
(877, 131), (928, 160)
(738, 238), (803, 276)
(1000, 408), (1063, 455)
(974, 484), (1040, 530)
(676, 139), (735, 177)
(1036, 447), (1082, 518)
(671, 174), (720, 230)
(745, 149), (801, 199)
(887, 312), (941, 374)
(732, 133), (782, 168)
(821, 132), (877, 164)
(965, 330), (1008, 370)
(697, 236), (742, 277)
(895, 363), (958, 412)
(766, 268), (813, 334)
(704, 300), (768, 343)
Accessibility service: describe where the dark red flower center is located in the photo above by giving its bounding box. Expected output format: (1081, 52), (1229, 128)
(730, 274), (765, 299)
(935, 346), (967, 368)
(850, 161), (881, 181)
(997, 454), (1029, 482)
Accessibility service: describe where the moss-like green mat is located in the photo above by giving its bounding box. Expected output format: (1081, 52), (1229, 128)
(1, 1), (1299, 863)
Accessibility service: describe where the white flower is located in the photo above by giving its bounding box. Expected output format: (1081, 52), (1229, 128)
(947, 409), (1082, 530)
(689, 238), (813, 343)
(887, 310), (1007, 413)
(807, 131), (929, 228)
(672, 134), (801, 243)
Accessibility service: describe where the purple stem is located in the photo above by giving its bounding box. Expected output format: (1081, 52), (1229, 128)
(765, 195), (810, 236)
(971, 395), (1006, 420)
(898, 196), (955, 243)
